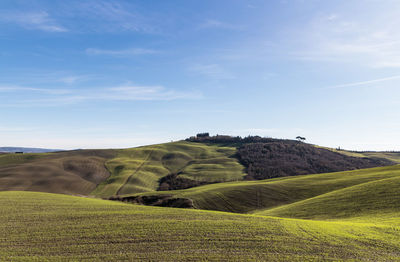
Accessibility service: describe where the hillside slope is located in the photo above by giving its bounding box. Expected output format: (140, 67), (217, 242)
(118, 165), (400, 213)
(2, 191), (400, 261)
(92, 141), (245, 197)
(256, 174), (400, 221)
(0, 150), (115, 195)
(0, 137), (398, 199)
(317, 146), (400, 163)
(238, 142), (393, 179)
(0, 141), (246, 197)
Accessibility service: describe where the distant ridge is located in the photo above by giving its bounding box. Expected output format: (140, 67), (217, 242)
(0, 147), (62, 153)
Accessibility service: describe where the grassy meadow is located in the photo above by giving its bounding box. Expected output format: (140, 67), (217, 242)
(92, 141), (246, 197)
(316, 145), (400, 163)
(2, 141), (400, 260)
(0, 150), (114, 195)
(0, 141), (245, 197)
(2, 191), (400, 261)
(125, 165), (400, 213)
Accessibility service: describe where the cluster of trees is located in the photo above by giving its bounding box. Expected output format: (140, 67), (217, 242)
(109, 195), (193, 208)
(188, 133), (309, 146)
(195, 132), (210, 138)
(158, 173), (209, 191)
(186, 134), (287, 145)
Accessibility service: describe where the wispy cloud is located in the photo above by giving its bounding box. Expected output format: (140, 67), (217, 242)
(0, 84), (202, 107)
(73, 0), (154, 33)
(97, 85), (200, 101)
(199, 19), (243, 30)
(0, 11), (67, 32)
(1, 71), (92, 85)
(288, 5), (400, 68)
(189, 64), (235, 79)
(0, 85), (70, 95)
(86, 48), (157, 56)
(324, 75), (400, 89)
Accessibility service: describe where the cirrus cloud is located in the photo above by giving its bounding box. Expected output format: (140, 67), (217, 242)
(0, 11), (67, 32)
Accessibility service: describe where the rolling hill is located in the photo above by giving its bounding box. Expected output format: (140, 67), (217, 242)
(1, 136), (399, 199)
(2, 136), (400, 260)
(0, 150), (116, 195)
(91, 141), (246, 197)
(2, 191), (400, 261)
(115, 165), (400, 213)
(257, 173), (400, 221)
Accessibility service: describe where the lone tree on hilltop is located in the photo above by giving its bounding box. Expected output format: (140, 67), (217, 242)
(296, 136), (306, 142)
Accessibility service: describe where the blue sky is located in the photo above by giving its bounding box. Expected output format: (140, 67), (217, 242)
(1, 0), (400, 150)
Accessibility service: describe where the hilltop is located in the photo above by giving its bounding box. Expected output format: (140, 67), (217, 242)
(187, 135), (394, 180)
(0, 135), (398, 198)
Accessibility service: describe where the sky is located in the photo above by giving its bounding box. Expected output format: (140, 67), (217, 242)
(1, 0), (400, 150)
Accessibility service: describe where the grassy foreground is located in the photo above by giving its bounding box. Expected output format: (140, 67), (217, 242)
(2, 191), (400, 261)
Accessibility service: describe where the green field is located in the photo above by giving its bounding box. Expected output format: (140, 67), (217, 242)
(258, 173), (400, 222)
(92, 141), (246, 197)
(1, 140), (398, 199)
(2, 141), (400, 260)
(2, 191), (400, 261)
(125, 165), (400, 213)
(316, 145), (400, 163)
(0, 141), (245, 198)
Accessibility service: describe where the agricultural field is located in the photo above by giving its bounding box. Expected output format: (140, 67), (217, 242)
(316, 145), (400, 163)
(1, 140), (400, 261)
(0, 141), (246, 197)
(2, 191), (400, 261)
(120, 165), (400, 213)
(2, 138), (398, 200)
(92, 141), (246, 197)
(2, 139), (400, 260)
(4, 0), (400, 260)
(0, 150), (115, 195)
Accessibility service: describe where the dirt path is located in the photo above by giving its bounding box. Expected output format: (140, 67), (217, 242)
(116, 149), (154, 195)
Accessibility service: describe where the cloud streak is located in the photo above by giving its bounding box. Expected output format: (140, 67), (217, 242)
(0, 11), (67, 32)
(0, 84), (202, 107)
(0, 85), (71, 95)
(325, 75), (400, 89)
(104, 86), (195, 100)
(288, 5), (400, 68)
(72, 0), (154, 33)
